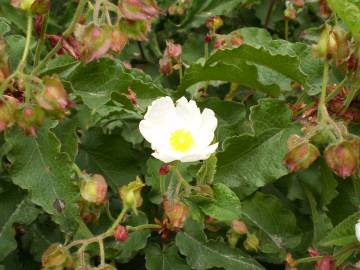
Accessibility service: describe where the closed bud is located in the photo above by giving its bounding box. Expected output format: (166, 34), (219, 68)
(159, 57), (173, 76)
(231, 220), (248, 235)
(111, 30), (128, 53)
(165, 41), (182, 59)
(11, 0), (35, 11)
(0, 96), (19, 131)
(243, 233), (260, 253)
(80, 174), (108, 204)
(42, 243), (73, 270)
(293, 0), (304, 8)
(213, 37), (225, 49)
(79, 24), (112, 63)
(227, 229), (240, 248)
(118, 19), (151, 41)
(162, 198), (189, 229)
(312, 25), (330, 59)
(118, 0), (159, 21)
(284, 135), (320, 172)
(37, 75), (71, 117)
(206, 16), (223, 32)
(114, 225), (129, 242)
(324, 139), (359, 178)
(119, 177), (144, 213)
(16, 105), (45, 136)
(316, 255), (336, 270)
(159, 163), (170, 176)
(284, 8), (297, 20)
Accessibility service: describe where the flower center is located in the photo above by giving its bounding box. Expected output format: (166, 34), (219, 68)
(170, 129), (194, 153)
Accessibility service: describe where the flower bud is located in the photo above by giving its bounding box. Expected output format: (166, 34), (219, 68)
(114, 225), (129, 242)
(227, 229), (240, 248)
(0, 96), (19, 131)
(162, 198), (189, 229)
(36, 75), (71, 116)
(284, 8), (297, 20)
(80, 174), (108, 204)
(284, 135), (320, 172)
(231, 220), (248, 235)
(293, 0), (304, 8)
(119, 177), (144, 213)
(159, 164), (170, 176)
(79, 24), (112, 63)
(243, 233), (260, 253)
(206, 16), (223, 32)
(118, 0), (159, 21)
(355, 220), (360, 241)
(41, 243), (73, 270)
(312, 25), (332, 59)
(118, 19), (151, 41)
(165, 41), (182, 59)
(111, 30), (128, 53)
(159, 57), (173, 76)
(316, 255), (336, 270)
(213, 37), (225, 49)
(16, 105), (45, 136)
(11, 0), (35, 11)
(319, 0), (332, 18)
(324, 139), (359, 178)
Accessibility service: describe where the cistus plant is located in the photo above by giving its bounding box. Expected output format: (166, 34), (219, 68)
(0, 0), (360, 269)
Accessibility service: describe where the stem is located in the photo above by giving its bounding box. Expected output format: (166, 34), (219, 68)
(160, 175), (165, 195)
(318, 60), (330, 123)
(326, 76), (347, 102)
(224, 82), (239, 101)
(284, 19), (289, 40)
(294, 256), (323, 265)
(128, 224), (161, 232)
(175, 169), (192, 194)
(178, 61), (183, 83)
(32, 0), (88, 75)
(34, 13), (49, 67)
(19, 12), (33, 72)
(99, 239), (105, 265)
(264, 0), (277, 29)
(342, 87), (359, 112)
(204, 42), (209, 60)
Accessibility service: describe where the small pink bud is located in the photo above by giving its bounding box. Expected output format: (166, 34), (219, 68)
(114, 225), (129, 242)
(204, 33), (212, 43)
(165, 41), (182, 59)
(316, 255), (336, 270)
(159, 164), (170, 176)
(213, 37), (225, 49)
(231, 220), (248, 235)
(159, 57), (173, 76)
(80, 174), (108, 204)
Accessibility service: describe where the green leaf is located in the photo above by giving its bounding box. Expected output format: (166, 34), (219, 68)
(320, 212), (360, 247)
(0, 182), (39, 261)
(5, 123), (81, 232)
(214, 99), (300, 191)
(327, 0), (360, 36)
(197, 154), (217, 185)
(176, 220), (265, 270)
(145, 243), (191, 270)
(242, 193), (301, 254)
(53, 119), (79, 161)
(0, 17), (11, 35)
(66, 58), (166, 110)
(178, 33), (308, 97)
(77, 128), (141, 191)
(199, 183), (241, 221)
(5, 35), (25, 70)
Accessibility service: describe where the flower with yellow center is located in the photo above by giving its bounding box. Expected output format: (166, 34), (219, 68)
(139, 97), (218, 163)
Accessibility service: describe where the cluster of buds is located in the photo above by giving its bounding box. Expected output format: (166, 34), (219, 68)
(11, 0), (50, 14)
(308, 248), (336, 270)
(159, 41), (182, 76)
(226, 220), (248, 248)
(284, 134), (320, 172)
(42, 243), (73, 270)
(119, 177), (144, 214)
(0, 75), (72, 136)
(162, 198), (189, 229)
(168, 0), (190, 17)
(283, 0), (304, 21)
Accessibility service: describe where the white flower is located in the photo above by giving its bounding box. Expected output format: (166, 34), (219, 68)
(139, 96), (218, 163)
(356, 221), (360, 241)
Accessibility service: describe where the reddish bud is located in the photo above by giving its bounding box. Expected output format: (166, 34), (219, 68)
(114, 225), (129, 242)
(213, 37), (225, 49)
(284, 8), (297, 20)
(16, 105), (45, 136)
(316, 255), (336, 270)
(111, 30), (128, 53)
(293, 0), (304, 8)
(324, 139), (359, 178)
(62, 37), (81, 60)
(35, 15), (44, 36)
(162, 198), (189, 229)
(118, 0), (159, 21)
(319, 0), (332, 18)
(159, 57), (173, 76)
(231, 220), (248, 235)
(165, 41), (182, 59)
(204, 33), (212, 43)
(80, 173), (108, 204)
(284, 135), (320, 172)
(47, 35), (64, 55)
(347, 55), (358, 72)
(308, 247), (321, 257)
(159, 164), (170, 176)
(126, 86), (138, 106)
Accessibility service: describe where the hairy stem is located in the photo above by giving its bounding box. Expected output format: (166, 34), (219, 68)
(34, 13), (49, 67)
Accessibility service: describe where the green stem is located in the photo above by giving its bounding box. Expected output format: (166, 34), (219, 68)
(178, 60), (183, 83)
(342, 87), (359, 113)
(160, 175), (165, 195)
(99, 239), (105, 265)
(128, 224), (162, 232)
(19, 12), (33, 72)
(224, 82), (239, 101)
(284, 19), (289, 40)
(32, 0), (88, 75)
(294, 256), (323, 265)
(175, 169), (192, 194)
(318, 60), (330, 123)
(33, 13), (49, 67)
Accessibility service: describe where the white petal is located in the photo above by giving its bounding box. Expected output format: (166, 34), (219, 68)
(355, 222), (360, 241)
(194, 108), (218, 148)
(179, 143), (218, 162)
(175, 97), (202, 130)
(152, 151), (177, 163)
